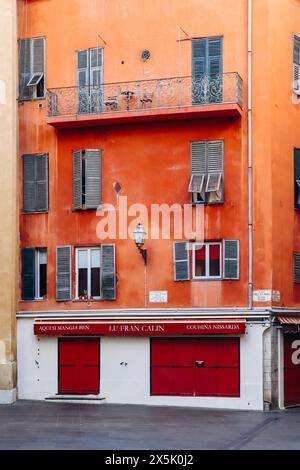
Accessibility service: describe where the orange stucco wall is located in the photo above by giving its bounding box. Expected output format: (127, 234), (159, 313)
(17, 0), (254, 312)
(252, 0), (300, 308)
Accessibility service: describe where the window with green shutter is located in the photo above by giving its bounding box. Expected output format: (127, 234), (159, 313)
(22, 248), (47, 300)
(73, 149), (102, 210)
(293, 34), (300, 94)
(192, 36), (223, 104)
(294, 252), (300, 284)
(173, 240), (239, 282)
(294, 148), (300, 210)
(188, 140), (224, 205)
(77, 48), (103, 114)
(22, 154), (49, 213)
(19, 37), (45, 100)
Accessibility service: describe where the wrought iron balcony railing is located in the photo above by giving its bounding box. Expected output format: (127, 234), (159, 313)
(46, 73), (243, 119)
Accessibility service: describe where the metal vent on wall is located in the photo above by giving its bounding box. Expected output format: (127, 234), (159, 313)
(140, 49), (151, 61)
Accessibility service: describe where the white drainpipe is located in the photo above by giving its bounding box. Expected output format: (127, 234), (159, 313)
(248, 0), (253, 309)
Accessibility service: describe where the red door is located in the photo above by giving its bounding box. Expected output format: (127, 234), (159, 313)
(59, 338), (100, 395)
(284, 334), (300, 407)
(151, 338), (240, 397)
(194, 339), (240, 397)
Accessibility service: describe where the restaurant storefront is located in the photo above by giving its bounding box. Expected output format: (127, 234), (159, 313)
(17, 315), (268, 410)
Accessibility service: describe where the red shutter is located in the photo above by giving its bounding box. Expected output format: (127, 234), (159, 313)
(151, 338), (240, 398)
(59, 338), (100, 395)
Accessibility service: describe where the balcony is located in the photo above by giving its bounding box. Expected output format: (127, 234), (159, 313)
(46, 73), (243, 129)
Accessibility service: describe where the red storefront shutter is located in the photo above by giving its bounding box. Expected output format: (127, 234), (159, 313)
(59, 338), (100, 395)
(151, 339), (194, 396)
(284, 334), (300, 407)
(151, 338), (240, 398)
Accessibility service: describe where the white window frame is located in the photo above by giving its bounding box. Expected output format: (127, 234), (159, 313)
(34, 248), (47, 300)
(192, 242), (222, 280)
(75, 247), (101, 300)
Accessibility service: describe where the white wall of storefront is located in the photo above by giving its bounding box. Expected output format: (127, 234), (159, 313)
(17, 318), (267, 410)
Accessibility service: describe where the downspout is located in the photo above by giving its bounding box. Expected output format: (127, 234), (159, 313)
(248, 0), (253, 309)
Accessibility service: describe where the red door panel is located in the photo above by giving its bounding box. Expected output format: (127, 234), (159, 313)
(195, 339), (239, 367)
(195, 369), (217, 396)
(59, 366), (80, 394)
(284, 334), (300, 407)
(151, 368), (194, 396)
(216, 368), (240, 397)
(151, 339), (176, 366)
(151, 338), (240, 398)
(59, 339), (100, 395)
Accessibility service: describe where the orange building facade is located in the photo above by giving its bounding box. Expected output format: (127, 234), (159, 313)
(16, 0), (300, 410)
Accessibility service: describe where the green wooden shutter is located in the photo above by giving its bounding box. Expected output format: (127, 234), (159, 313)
(294, 252), (300, 283)
(35, 154), (48, 212)
(22, 248), (35, 300)
(192, 38), (207, 77)
(32, 37), (45, 97)
(223, 239), (240, 280)
(293, 35), (300, 92)
(85, 149), (102, 209)
(23, 154), (36, 212)
(192, 38), (207, 104)
(73, 150), (82, 210)
(208, 37), (223, 77)
(89, 48), (103, 113)
(56, 246), (72, 301)
(19, 39), (31, 100)
(101, 244), (116, 300)
(174, 241), (190, 281)
(191, 141), (206, 174)
(77, 49), (89, 114)
(206, 140), (224, 203)
(294, 148), (300, 209)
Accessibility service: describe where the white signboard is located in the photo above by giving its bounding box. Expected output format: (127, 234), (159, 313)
(272, 290), (281, 303)
(149, 291), (168, 303)
(253, 290), (272, 302)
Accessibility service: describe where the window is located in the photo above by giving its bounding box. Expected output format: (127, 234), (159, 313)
(293, 35), (300, 94)
(174, 240), (239, 281)
(73, 149), (102, 210)
(193, 242), (221, 279)
(77, 48), (103, 114)
(294, 149), (300, 210)
(188, 140), (224, 205)
(294, 252), (300, 284)
(76, 248), (101, 299)
(192, 36), (223, 104)
(22, 154), (48, 213)
(22, 248), (47, 300)
(56, 244), (116, 301)
(19, 37), (45, 100)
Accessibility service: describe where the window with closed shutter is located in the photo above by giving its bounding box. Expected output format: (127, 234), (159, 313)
(22, 248), (47, 300)
(294, 148), (300, 210)
(73, 149), (101, 210)
(188, 140), (224, 205)
(293, 35), (300, 94)
(23, 154), (48, 213)
(294, 252), (300, 284)
(192, 36), (223, 104)
(223, 239), (240, 280)
(77, 48), (103, 114)
(56, 246), (72, 301)
(174, 241), (190, 281)
(19, 37), (45, 100)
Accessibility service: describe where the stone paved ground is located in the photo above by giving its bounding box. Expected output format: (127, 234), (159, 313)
(0, 401), (299, 450)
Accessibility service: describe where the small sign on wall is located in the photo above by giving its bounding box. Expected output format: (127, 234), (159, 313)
(253, 290), (272, 302)
(149, 291), (168, 303)
(253, 290), (281, 303)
